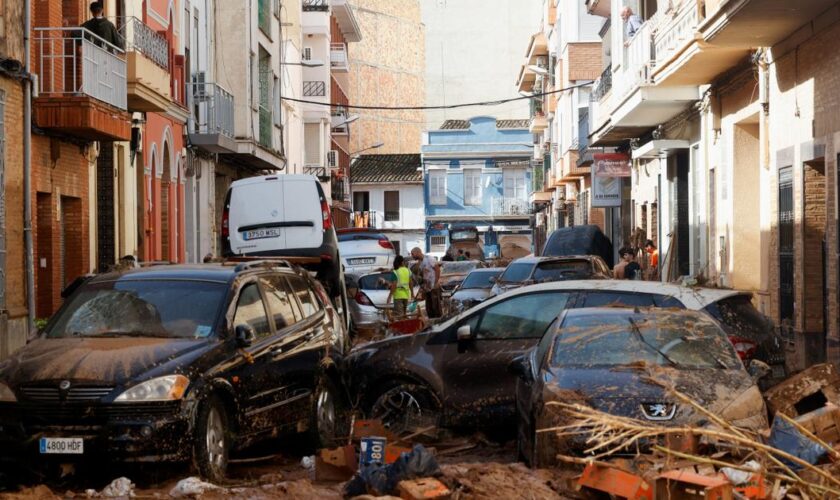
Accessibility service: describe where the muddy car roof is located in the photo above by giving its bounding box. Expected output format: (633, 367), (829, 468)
(511, 255), (599, 265)
(87, 263), (273, 284)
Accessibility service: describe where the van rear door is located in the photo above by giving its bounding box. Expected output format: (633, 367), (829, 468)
(229, 178), (288, 254)
(282, 177), (323, 250)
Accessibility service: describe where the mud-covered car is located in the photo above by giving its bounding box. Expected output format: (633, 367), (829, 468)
(448, 268), (504, 313)
(0, 262), (347, 482)
(439, 261), (485, 297)
(490, 255), (611, 296)
(512, 308), (769, 467)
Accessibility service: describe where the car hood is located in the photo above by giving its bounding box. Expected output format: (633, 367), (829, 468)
(543, 365), (766, 427)
(0, 336), (218, 386)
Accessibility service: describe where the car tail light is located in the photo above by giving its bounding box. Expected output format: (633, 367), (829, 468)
(729, 336), (757, 361)
(321, 199), (332, 231)
(221, 207), (230, 238)
(378, 239), (394, 250)
(354, 291), (373, 306)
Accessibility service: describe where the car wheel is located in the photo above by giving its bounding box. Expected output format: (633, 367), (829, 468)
(311, 378), (346, 449)
(193, 395), (230, 483)
(370, 383), (440, 435)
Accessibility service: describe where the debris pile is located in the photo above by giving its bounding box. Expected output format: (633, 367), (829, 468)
(542, 363), (840, 499)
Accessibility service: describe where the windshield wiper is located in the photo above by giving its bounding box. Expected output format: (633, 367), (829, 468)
(72, 330), (171, 338)
(628, 318), (679, 368)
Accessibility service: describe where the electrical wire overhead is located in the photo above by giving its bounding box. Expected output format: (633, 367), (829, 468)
(280, 81), (593, 111)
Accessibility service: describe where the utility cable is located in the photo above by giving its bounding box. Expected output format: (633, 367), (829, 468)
(280, 81), (594, 111)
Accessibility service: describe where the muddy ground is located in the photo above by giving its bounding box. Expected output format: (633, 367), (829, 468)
(0, 440), (581, 499)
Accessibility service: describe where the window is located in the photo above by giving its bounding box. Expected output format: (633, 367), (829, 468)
(304, 123), (320, 165)
(258, 0), (271, 35)
(429, 170), (447, 205)
(464, 169), (482, 205)
(503, 168), (526, 200)
(287, 276), (322, 318)
(384, 191), (400, 221)
(353, 191), (370, 212)
(261, 276), (298, 330)
(234, 283), (271, 338)
(582, 292), (656, 308)
(476, 292), (571, 340)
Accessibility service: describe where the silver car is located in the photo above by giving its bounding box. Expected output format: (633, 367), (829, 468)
(449, 268), (504, 313)
(338, 230), (396, 275)
(346, 270), (421, 330)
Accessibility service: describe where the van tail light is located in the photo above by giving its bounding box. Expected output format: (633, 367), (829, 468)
(354, 291), (373, 306)
(221, 207), (230, 238)
(321, 199), (332, 231)
(729, 336), (757, 361)
(378, 239), (394, 250)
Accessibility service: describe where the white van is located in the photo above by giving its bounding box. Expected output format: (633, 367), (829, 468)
(222, 175), (342, 297)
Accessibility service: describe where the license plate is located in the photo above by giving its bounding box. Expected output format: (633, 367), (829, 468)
(40, 437), (84, 455)
(243, 228), (282, 241)
(348, 258), (375, 265)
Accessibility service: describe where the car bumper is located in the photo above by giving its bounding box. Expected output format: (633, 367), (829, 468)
(0, 401), (195, 463)
(349, 304), (387, 327)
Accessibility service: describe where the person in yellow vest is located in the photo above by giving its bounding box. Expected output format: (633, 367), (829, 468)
(387, 255), (414, 317)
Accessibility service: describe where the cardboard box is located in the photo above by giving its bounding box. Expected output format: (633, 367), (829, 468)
(795, 403), (840, 444)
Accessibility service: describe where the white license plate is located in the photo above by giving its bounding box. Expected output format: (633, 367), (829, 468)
(40, 437), (84, 455)
(243, 228), (282, 241)
(348, 258), (375, 265)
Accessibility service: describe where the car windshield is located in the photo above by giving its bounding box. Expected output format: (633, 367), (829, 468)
(532, 261), (592, 281)
(358, 272), (395, 291)
(499, 262), (535, 283)
(441, 262), (478, 275)
(338, 232), (387, 242)
(551, 312), (742, 369)
(45, 280), (228, 339)
(460, 271), (500, 289)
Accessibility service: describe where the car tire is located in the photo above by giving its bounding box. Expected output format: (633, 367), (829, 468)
(531, 411), (557, 468)
(369, 382), (440, 435)
(193, 395), (230, 483)
(310, 378), (346, 449)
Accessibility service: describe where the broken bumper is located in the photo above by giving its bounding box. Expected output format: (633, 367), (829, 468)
(0, 401), (195, 463)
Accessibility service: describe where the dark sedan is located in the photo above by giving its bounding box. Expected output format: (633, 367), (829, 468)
(513, 308), (769, 467)
(448, 268), (504, 313)
(0, 263), (347, 482)
(490, 255), (611, 296)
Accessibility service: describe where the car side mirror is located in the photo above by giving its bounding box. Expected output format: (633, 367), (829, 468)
(508, 355), (532, 381)
(235, 324), (257, 348)
(457, 324), (473, 342)
(747, 359), (771, 382)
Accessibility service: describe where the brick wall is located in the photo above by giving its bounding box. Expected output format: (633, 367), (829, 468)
(802, 163), (826, 336)
(566, 42), (602, 83)
(0, 78), (26, 320)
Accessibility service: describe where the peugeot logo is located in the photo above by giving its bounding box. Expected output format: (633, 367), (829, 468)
(641, 402), (677, 421)
(59, 380), (71, 391)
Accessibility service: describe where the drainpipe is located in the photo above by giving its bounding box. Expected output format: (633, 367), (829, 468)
(23, 0), (35, 334)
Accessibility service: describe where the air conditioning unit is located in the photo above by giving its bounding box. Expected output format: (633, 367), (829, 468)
(302, 47), (313, 61)
(327, 150), (338, 169)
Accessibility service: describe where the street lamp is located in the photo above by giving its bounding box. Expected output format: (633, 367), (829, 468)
(527, 64), (548, 76)
(350, 142), (385, 156)
(280, 59), (324, 68)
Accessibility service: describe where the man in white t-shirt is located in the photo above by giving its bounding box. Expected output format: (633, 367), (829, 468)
(410, 247), (442, 318)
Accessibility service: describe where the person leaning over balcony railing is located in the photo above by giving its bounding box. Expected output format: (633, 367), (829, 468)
(621, 6), (644, 47)
(81, 2), (124, 51)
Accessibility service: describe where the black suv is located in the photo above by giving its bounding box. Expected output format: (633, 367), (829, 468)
(0, 262), (347, 482)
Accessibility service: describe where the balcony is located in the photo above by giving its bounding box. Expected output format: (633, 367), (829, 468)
(115, 17), (172, 112)
(187, 81), (236, 153)
(353, 211), (378, 229)
(331, 176), (350, 204)
(491, 197), (530, 217)
(585, 0), (610, 17)
(529, 99), (548, 134)
(302, 0), (329, 11)
(302, 0), (330, 36)
(330, 43), (349, 72)
(34, 27), (131, 141)
(304, 165), (330, 181)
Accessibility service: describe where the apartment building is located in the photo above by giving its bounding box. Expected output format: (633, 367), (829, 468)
(519, 0), (606, 253)
(585, 0), (840, 369)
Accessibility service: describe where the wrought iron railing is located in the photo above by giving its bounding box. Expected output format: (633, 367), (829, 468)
(259, 107), (272, 148)
(491, 197), (530, 216)
(35, 27), (127, 110)
(353, 211), (378, 229)
(591, 65), (612, 101)
(187, 80), (234, 138)
(531, 162), (544, 193)
(303, 0), (329, 11)
(116, 17), (169, 69)
(331, 177), (350, 203)
(303, 81), (326, 97)
(304, 165), (329, 179)
(578, 109), (590, 152)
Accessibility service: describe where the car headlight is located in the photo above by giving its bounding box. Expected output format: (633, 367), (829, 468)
(0, 382), (17, 402)
(114, 375), (190, 403)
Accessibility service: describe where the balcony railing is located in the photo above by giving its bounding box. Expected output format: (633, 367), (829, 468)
(654, 0), (703, 67)
(531, 162), (544, 193)
(116, 17), (168, 68)
(491, 197), (530, 216)
(304, 165), (329, 179)
(35, 27), (127, 110)
(258, 106), (272, 148)
(188, 81), (234, 138)
(578, 108), (590, 152)
(303, 81), (326, 97)
(330, 43), (349, 71)
(591, 66), (612, 101)
(615, 20), (654, 99)
(353, 211), (378, 229)
(331, 177), (350, 203)
(303, 0), (329, 11)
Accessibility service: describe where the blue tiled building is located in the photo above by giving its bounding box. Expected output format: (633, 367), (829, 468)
(421, 117), (535, 257)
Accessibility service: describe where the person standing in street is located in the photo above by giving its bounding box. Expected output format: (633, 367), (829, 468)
(456, 249), (466, 261)
(81, 2), (124, 50)
(387, 255), (414, 318)
(614, 247), (641, 280)
(645, 239), (659, 278)
(411, 247), (442, 319)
